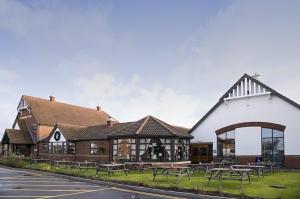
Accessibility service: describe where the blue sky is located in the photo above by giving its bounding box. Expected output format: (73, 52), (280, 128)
(0, 0), (300, 135)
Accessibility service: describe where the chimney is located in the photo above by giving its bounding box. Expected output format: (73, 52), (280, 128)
(96, 105), (101, 111)
(49, 96), (56, 102)
(107, 117), (114, 127)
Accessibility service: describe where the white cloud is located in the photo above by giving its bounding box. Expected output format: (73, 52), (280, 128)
(72, 72), (202, 127)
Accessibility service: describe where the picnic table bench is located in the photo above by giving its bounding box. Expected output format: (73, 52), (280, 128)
(232, 164), (265, 178)
(124, 162), (153, 173)
(206, 167), (251, 192)
(30, 158), (51, 164)
(51, 160), (74, 168)
(250, 162), (279, 173)
(188, 163), (214, 174)
(96, 163), (128, 178)
(151, 166), (191, 184)
(73, 161), (97, 172)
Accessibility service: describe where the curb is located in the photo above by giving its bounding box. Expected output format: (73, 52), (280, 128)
(0, 165), (231, 199)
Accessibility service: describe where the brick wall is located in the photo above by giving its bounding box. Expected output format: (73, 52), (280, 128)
(285, 155), (300, 169)
(76, 140), (110, 162)
(38, 140), (110, 162)
(235, 155), (257, 164)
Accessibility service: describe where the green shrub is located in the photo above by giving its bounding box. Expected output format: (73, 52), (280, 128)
(0, 155), (27, 168)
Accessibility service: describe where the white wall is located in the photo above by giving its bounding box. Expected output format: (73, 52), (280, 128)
(191, 94), (300, 155)
(235, 127), (261, 155)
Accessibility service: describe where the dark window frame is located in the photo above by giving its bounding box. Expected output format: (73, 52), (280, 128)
(217, 130), (235, 160)
(112, 139), (136, 161)
(261, 128), (284, 163)
(90, 142), (98, 155)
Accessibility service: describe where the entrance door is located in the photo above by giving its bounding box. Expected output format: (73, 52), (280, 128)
(190, 142), (213, 163)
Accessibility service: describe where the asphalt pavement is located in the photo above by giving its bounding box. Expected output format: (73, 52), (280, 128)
(0, 167), (182, 199)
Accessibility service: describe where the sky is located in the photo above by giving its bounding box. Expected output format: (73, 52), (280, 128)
(0, 0), (300, 136)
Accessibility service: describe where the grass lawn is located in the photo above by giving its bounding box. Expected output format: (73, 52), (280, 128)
(1, 158), (299, 199)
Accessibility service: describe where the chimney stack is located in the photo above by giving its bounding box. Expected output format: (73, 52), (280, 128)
(107, 117), (114, 127)
(49, 96), (56, 102)
(96, 105), (101, 111)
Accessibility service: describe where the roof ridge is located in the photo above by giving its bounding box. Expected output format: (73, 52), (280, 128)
(87, 121), (132, 128)
(56, 122), (87, 128)
(108, 122), (137, 136)
(23, 95), (113, 116)
(136, 116), (151, 134)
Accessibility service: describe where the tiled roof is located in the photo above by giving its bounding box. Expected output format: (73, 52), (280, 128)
(49, 116), (192, 141)
(1, 129), (33, 144)
(77, 122), (134, 140)
(55, 123), (86, 140)
(109, 116), (192, 138)
(22, 95), (113, 126)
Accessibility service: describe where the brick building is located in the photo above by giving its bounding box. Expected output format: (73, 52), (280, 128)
(1, 95), (192, 162)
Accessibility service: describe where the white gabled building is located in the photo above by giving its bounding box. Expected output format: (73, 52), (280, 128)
(190, 73), (300, 168)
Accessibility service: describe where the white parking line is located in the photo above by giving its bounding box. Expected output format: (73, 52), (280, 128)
(37, 187), (111, 199)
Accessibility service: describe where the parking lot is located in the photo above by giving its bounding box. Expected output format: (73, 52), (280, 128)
(0, 167), (182, 199)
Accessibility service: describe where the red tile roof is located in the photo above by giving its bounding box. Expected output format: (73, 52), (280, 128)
(48, 116), (192, 141)
(22, 95), (113, 126)
(1, 129), (33, 144)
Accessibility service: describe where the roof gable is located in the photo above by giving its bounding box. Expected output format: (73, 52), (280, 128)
(223, 74), (271, 101)
(46, 123), (86, 141)
(189, 73), (300, 133)
(109, 115), (192, 138)
(49, 127), (66, 142)
(1, 129), (33, 144)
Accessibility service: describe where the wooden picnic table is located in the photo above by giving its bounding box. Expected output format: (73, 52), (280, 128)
(51, 160), (74, 168)
(96, 163), (128, 177)
(73, 161), (97, 172)
(232, 164), (265, 178)
(188, 163), (214, 174)
(206, 167), (251, 192)
(151, 166), (191, 184)
(124, 162), (153, 173)
(250, 162), (279, 173)
(30, 158), (51, 164)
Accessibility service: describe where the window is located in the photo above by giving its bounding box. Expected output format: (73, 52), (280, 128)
(112, 139), (136, 161)
(42, 143), (48, 154)
(217, 130), (235, 160)
(139, 138), (171, 161)
(261, 128), (284, 163)
(192, 147), (199, 156)
(32, 123), (37, 131)
(175, 139), (190, 161)
(47, 142), (75, 154)
(52, 142), (63, 154)
(200, 147), (208, 156)
(90, 142), (98, 155)
(68, 142), (76, 154)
